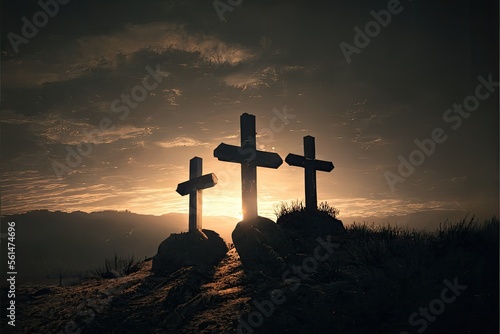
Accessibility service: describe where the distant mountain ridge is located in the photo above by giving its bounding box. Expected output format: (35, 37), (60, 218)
(0, 210), (236, 285)
(1, 209), (493, 285)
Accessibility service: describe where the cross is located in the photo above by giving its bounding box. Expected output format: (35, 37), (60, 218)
(285, 135), (334, 210)
(176, 157), (218, 232)
(214, 113), (283, 220)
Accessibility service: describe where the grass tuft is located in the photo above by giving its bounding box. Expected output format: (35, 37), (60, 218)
(274, 200), (339, 219)
(92, 253), (140, 279)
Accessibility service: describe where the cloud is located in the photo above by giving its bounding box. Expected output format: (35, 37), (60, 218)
(155, 137), (208, 149)
(325, 197), (463, 219)
(221, 65), (302, 90)
(75, 22), (254, 66)
(2, 22), (256, 88)
(0, 110), (33, 124)
(27, 113), (152, 145)
(223, 72), (261, 89)
(214, 134), (239, 141)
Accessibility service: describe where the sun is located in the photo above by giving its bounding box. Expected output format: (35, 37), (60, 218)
(236, 211), (243, 221)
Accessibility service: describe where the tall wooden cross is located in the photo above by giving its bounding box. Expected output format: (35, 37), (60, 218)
(214, 113), (283, 220)
(285, 135), (334, 210)
(176, 157), (218, 232)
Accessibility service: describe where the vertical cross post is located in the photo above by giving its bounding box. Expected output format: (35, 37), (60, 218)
(241, 113), (258, 219)
(189, 157), (202, 231)
(214, 113), (283, 221)
(304, 136), (317, 210)
(176, 157), (218, 232)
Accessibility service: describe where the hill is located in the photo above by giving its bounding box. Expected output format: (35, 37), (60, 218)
(1, 216), (498, 334)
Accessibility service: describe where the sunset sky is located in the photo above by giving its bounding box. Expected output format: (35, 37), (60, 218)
(1, 0), (498, 227)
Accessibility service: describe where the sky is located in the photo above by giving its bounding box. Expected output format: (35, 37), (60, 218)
(1, 0), (498, 227)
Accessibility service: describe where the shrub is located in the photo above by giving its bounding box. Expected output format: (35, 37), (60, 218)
(92, 254), (140, 279)
(274, 200), (339, 219)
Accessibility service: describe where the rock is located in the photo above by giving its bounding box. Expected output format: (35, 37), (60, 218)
(152, 229), (228, 275)
(232, 216), (289, 275)
(277, 210), (345, 254)
(277, 210), (345, 237)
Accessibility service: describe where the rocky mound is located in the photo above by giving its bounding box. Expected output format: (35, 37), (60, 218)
(232, 216), (290, 275)
(152, 229), (228, 275)
(277, 210), (345, 254)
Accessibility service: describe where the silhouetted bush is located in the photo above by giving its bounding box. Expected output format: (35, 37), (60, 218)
(92, 254), (140, 279)
(274, 200), (339, 219)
